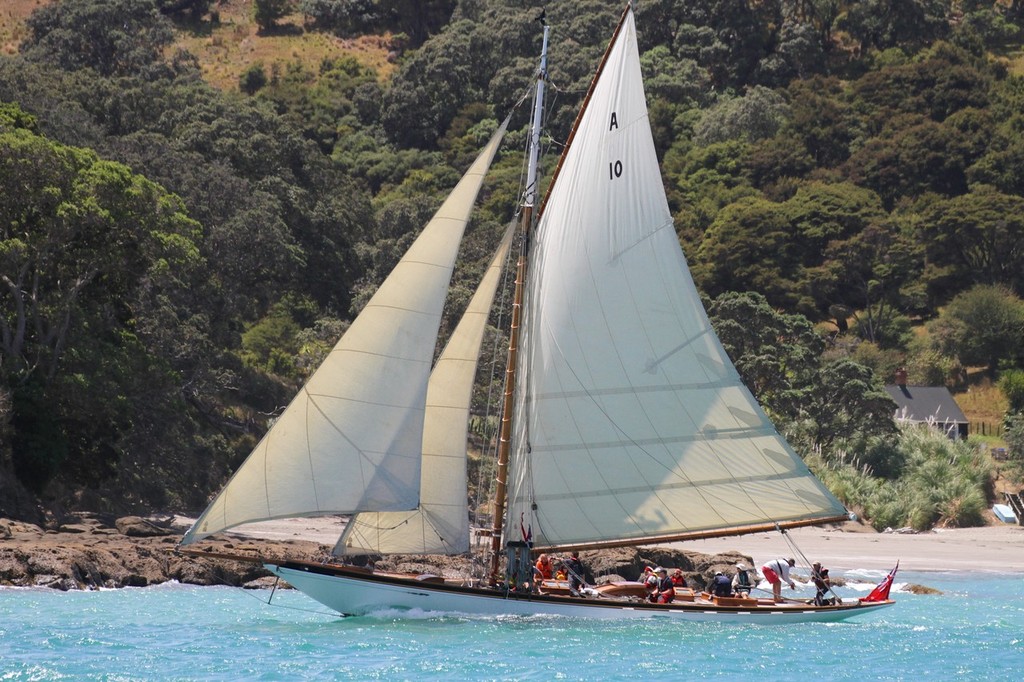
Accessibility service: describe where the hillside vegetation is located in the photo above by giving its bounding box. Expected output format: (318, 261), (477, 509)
(2, 0), (1024, 529)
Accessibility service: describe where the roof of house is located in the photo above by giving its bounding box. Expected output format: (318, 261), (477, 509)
(884, 385), (969, 425)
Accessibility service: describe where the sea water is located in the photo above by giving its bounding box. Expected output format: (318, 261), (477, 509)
(2, 570), (1022, 681)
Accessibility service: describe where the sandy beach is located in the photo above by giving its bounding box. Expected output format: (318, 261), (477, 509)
(672, 523), (1024, 574)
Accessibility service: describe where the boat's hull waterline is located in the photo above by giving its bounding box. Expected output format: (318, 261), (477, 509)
(269, 562), (893, 624)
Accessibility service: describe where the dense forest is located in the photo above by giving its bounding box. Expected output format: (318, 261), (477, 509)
(2, 0), (1024, 530)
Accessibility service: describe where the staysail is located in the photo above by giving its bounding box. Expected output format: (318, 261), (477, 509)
(506, 9), (847, 551)
(182, 119), (510, 545)
(338, 222), (516, 556)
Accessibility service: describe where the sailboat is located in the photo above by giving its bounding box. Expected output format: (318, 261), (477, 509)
(179, 5), (896, 623)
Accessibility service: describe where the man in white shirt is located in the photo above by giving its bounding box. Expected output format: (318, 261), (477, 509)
(761, 557), (796, 602)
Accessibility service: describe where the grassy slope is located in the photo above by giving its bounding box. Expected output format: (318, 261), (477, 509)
(0, 0), (37, 56)
(0, 0), (395, 87)
(175, 0), (396, 89)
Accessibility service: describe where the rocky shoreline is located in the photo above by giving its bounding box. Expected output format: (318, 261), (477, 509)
(0, 513), (325, 590)
(0, 513), (757, 592)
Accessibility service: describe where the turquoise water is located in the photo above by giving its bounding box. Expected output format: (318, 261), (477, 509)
(2, 571), (1022, 681)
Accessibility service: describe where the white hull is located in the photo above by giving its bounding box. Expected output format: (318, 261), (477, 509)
(269, 562), (893, 624)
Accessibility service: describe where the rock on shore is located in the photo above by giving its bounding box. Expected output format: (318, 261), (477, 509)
(0, 513), (324, 590)
(0, 512), (755, 592)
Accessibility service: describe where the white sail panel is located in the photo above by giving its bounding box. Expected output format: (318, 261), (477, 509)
(507, 11), (846, 549)
(339, 223), (515, 556)
(182, 123), (508, 545)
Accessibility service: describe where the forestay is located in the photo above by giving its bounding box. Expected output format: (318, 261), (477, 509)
(506, 11), (846, 550)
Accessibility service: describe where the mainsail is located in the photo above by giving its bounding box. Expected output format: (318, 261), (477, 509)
(505, 10), (847, 551)
(182, 119), (510, 545)
(338, 223), (516, 556)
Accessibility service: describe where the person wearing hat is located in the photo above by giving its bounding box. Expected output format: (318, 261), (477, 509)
(709, 570), (733, 597)
(761, 557), (796, 602)
(650, 567), (675, 604)
(641, 566), (659, 599)
(732, 562), (756, 596)
(811, 561), (836, 605)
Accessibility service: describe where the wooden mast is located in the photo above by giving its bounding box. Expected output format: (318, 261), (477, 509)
(487, 4), (634, 582)
(487, 15), (548, 583)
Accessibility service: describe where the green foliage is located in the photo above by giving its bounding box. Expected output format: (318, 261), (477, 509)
(0, 103), (38, 132)
(696, 197), (806, 309)
(824, 424), (989, 530)
(9, 381), (69, 493)
(241, 312), (301, 375)
(999, 369), (1024, 413)
(239, 63), (268, 95)
(254, 0), (293, 31)
(1004, 414), (1024, 482)
(706, 293), (823, 413)
(917, 186), (1024, 300)
(840, 0), (950, 53)
(300, 0), (378, 35)
(847, 341), (904, 385)
(929, 284), (1024, 371)
(851, 311), (914, 350)
(693, 87), (791, 145)
(903, 337), (963, 388)
(22, 0), (176, 77)
(800, 358), (900, 450)
(0, 125), (207, 495)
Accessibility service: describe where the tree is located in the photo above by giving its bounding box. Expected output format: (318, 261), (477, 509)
(695, 196), (806, 311)
(379, 0), (457, 46)
(254, 0), (293, 31)
(843, 116), (969, 209)
(1000, 369), (1024, 414)
(157, 0), (214, 20)
(818, 220), (925, 346)
(239, 63), (268, 95)
(693, 87), (792, 145)
(797, 358), (899, 449)
(782, 76), (854, 169)
(840, 0), (949, 53)
(929, 284), (1024, 372)
(1, 126), (206, 493)
(706, 292), (897, 453)
(918, 186), (1024, 298)
(706, 291), (824, 417)
(22, 0), (175, 77)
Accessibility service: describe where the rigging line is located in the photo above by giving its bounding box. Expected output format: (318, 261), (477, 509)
(545, 77), (588, 98)
(474, 222), (519, 533)
(354, 516), (409, 533)
(779, 525), (814, 571)
(231, 583), (337, 617)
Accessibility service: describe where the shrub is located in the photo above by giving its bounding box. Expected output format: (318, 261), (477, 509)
(827, 422), (991, 530)
(239, 63), (268, 94)
(999, 369), (1024, 413)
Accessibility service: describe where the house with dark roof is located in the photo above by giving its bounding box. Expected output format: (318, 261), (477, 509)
(884, 368), (969, 440)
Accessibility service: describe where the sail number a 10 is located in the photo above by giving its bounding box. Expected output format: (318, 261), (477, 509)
(609, 112), (622, 180)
